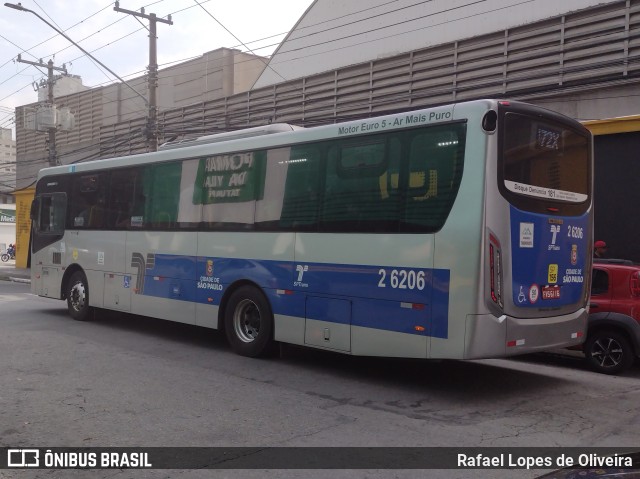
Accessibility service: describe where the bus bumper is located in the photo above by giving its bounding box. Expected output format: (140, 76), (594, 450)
(464, 308), (588, 359)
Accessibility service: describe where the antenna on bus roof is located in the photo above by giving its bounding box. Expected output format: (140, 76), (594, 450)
(158, 123), (304, 151)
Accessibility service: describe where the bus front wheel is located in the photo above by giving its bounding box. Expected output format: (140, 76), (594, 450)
(224, 286), (274, 357)
(67, 271), (92, 321)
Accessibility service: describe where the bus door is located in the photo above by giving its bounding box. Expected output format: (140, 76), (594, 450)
(31, 175), (69, 298)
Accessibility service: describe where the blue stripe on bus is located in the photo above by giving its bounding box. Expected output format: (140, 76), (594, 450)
(137, 254), (449, 339)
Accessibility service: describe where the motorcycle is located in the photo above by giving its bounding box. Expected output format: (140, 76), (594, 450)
(1, 245), (15, 262)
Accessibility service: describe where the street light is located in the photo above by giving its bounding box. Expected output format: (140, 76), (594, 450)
(4, 2), (148, 106)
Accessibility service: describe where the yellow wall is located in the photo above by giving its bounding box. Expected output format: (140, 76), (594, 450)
(13, 187), (34, 269)
(583, 115), (640, 135)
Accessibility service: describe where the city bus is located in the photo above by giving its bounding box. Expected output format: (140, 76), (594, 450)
(30, 99), (593, 360)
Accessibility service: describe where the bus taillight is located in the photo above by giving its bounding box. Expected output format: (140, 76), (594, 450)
(489, 234), (503, 308)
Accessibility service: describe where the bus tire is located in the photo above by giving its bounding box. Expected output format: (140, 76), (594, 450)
(584, 329), (634, 375)
(224, 286), (274, 357)
(67, 271), (92, 321)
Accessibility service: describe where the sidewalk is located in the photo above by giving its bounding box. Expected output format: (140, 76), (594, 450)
(0, 260), (31, 283)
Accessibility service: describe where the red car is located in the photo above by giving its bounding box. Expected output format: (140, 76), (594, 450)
(586, 259), (640, 374)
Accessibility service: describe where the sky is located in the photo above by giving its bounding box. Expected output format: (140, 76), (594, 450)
(0, 0), (315, 136)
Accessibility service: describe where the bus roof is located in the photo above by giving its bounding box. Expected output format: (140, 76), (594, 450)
(36, 99), (572, 180)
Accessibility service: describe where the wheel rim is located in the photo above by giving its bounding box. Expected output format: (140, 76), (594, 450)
(233, 299), (261, 343)
(70, 281), (86, 313)
(591, 337), (624, 369)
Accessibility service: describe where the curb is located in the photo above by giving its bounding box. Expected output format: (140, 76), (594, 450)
(9, 277), (31, 284)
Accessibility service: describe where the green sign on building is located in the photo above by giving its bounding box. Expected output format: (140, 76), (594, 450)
(0, 208), (16, 223)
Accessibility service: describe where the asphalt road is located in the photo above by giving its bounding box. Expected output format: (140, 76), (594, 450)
(1, 279), (639, 479)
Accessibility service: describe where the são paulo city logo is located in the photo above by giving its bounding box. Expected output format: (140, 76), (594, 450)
(197, 258), (223, 291)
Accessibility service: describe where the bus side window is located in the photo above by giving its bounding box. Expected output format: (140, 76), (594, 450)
(276, 146), (321, 230)
(402, 126), (465, 232)
(108, 168), (143, 229)
(130, 172), (147, 228)
(143, 163), (180, 229)
(67, 173), (109, 229)
(321, 138), (399, 232)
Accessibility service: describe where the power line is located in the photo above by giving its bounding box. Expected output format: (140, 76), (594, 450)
(1, 2), (275, 89)
(5, 0), (632, 117)
(277, 0), (439, 51)
(3, 0), (636, 154)
(114, 0), (173, 151)
(0, 0), (172, 102)
(0, 1), (265, 105)
(0, 1), (114, 71)
(37, 0), (201, 75)
(276, 0), (502, 56)
(0, 1), (212, 108)
(4, 2), (150, 113)
(82, 0), (529, 92)
(0, 6), (636, 171)
(192, 0), (287, 83)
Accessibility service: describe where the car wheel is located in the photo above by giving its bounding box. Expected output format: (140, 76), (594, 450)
(224, 286), (274, 357)
(67, 271), (92, 321)
(584, 329), (634, 375)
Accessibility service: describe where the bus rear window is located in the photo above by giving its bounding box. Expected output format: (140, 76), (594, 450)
(502, 113), (589, 204)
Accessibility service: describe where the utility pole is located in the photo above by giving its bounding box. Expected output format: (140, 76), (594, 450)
(114, 1), (173, 152)
(17, 54), (66, 166)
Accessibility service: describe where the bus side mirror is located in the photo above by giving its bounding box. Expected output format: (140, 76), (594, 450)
(30, 198), (39, 222)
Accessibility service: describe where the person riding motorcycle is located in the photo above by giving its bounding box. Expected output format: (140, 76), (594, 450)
(1, 243), (15, 262)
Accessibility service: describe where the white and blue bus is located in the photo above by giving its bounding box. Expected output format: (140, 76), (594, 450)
(30, 99), (593, 360)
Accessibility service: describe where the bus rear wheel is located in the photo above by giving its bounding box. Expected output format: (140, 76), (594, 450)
(67, 271), (92, 321)
(224, 286), (274, 357)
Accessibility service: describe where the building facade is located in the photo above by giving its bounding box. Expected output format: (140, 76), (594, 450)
(16, 1), (640, 187)
(12, 0), (640, 266)
(15, 47), (269, 189)
(0, 127), (16, 204)
(253, 0), (624, 89)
